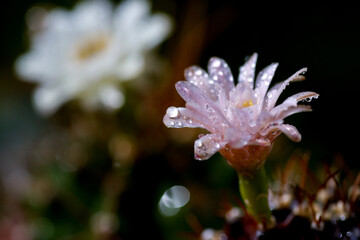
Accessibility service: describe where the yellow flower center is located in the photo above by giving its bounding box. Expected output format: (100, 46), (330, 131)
(76, 36), (108, 60)
(241, 100), (253, 108)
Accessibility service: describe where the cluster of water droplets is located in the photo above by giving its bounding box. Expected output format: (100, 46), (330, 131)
(301, 94), (319, 103)
(194, 134), (222, 160)
(164, 106), (199, 128)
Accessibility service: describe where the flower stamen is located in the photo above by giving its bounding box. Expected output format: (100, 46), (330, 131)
(76, 36), (108, 60)
(241, 100), (253, 108)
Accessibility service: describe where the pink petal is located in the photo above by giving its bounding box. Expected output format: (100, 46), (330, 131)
(208, 57), (235, 98)
(270, 91), (318, 117)
(276, 105), (312, 120)
(278, 124), (301, 142)
(254, 63), (278, 104)
(247, 138), (272, 146)
(263, 68), (307, 111)
(226, 128), (251, 149)
(194, 134), (225, 160)
(238, 53), (258, 87)
(184, 66), (220, 101)
(175, 81), (209, 106)
(163, 107), (207, 129)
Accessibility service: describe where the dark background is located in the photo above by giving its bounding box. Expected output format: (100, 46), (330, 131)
(1, 1), (360, 239)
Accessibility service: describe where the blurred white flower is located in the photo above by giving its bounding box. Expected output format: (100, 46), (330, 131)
(16, 0), (172, 116)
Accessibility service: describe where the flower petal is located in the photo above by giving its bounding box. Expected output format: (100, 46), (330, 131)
(208, 57), (235, 98)
(194, 134), (225, 160)
(263, 68), (307, 111)
(270, 91), (318, 117)
(33, 86), (70, 116)
(163, 107), (207, 129)
(226, 128), (251, 149)
(275, 105), (312, 120)
(137, 13), (172, 49)
(184, 66), (219, 101)
(72, 0), (112, 31)
(278, 124), (301, 142)
(175, 81), (230, 128)
(113, 0), (150, 30)
(238, 53), (257, 87)
(254, 62), (278, 104)
(175, 81), (208, 105)
(81, 84), (125, 111)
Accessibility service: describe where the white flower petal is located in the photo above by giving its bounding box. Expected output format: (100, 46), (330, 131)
(113, 0), (150, 30)
(33, 87), (70, 116)
(43, 8), (70, 32)
(114, 53), (145, 80)
(137, 13), (172, 49)
(72, 0), (112, 32)
(15, 53), (46, 82)
(81, 84), (125, 111)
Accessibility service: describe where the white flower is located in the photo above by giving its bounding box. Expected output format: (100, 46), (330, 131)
(164, 54), (318, 172)
(16, 0), (172, 116)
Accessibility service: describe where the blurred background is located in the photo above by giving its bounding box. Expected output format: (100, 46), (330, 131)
(1, 1), (360, 239)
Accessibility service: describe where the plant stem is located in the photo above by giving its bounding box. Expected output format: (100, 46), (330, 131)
(238, 166), (273, 227)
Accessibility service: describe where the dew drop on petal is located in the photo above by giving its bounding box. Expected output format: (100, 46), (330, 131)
(212, 58), (221, 67)
(166, 107), (180, 118)
(195, 69), (203, 76)
(261, 72), (268, 80)
(195, 139), (203, 148)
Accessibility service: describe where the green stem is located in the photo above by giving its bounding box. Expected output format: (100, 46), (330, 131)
(238, 166), (273, 227)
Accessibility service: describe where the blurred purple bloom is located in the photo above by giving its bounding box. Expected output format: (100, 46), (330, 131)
(164, 53), (318, 171)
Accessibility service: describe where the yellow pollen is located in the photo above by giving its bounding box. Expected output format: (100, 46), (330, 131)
(241, 100), (253, 108)
(76, 36), (108, 60)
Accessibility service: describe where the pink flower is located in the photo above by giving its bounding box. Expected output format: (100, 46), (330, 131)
(163, 53), (318, 172)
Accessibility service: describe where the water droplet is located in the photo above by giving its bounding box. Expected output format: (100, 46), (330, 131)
(195, 69), (203, 76)
(261, 73), (268, 80)
(212, 58), (221, 67)
(166, 107), (180, 118)
(195, 139), (203, 148)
